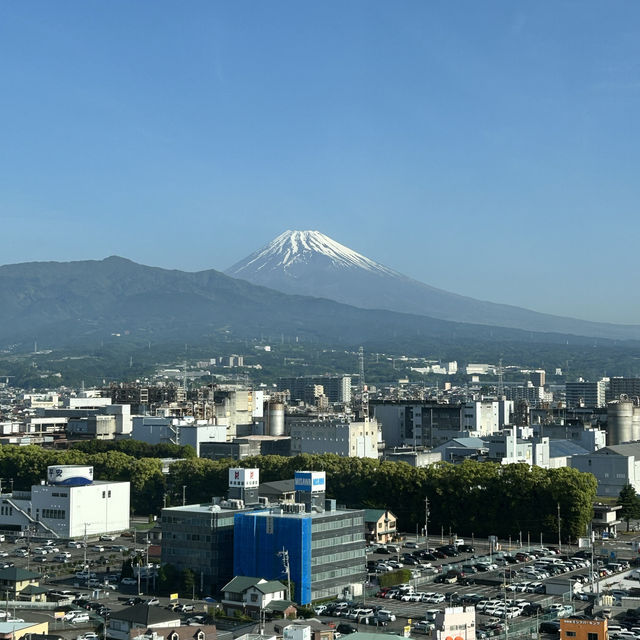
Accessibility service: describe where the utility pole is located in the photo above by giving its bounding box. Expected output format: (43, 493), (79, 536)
(145, 535), (150, 594)
(83, 523), (90, 590)
(424, 497), (429, 548)
(277, 548), (291, 602)
(182, 485), (187, 506)
(557, 503), (562, 551)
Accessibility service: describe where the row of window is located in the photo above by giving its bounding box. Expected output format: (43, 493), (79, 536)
(42, 509), (66, 519)
(0, 506), (13, 516)
(311, 548), (364, 566)
(314, 566), (362, 581)
(312, 533), (362, 548)
(51, 492), (68, 498)
(312, 517), (364, 532)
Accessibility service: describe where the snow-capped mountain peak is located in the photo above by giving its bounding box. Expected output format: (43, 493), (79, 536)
(227, 230), (400, 277)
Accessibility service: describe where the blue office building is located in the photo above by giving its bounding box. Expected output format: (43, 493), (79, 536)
(233, 471), (365, 605)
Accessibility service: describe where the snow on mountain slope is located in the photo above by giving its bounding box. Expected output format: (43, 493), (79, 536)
(227, 230), (400, 278)
(225, 230), (640, 340)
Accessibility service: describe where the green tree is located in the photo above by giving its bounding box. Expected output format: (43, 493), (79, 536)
(120, 559), (134, 579)
(617, 484), (640, 531)
(181, 568), (196, 598)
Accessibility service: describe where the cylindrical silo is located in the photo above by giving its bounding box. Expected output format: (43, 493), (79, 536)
(633, 405), (640, 442)
(268, 402), (285, 436)
(607, 400), (634, 445)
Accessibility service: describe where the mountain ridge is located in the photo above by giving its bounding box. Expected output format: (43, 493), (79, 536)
(0, 255), (630, 352)
(225, 230), (640, 341)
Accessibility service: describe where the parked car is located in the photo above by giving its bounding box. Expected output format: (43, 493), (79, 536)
(404, 541), (419, 549)
(336, 624), (357, 635)
(71, 613), (90, 624)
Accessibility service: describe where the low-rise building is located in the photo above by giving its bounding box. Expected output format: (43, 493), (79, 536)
(559, 617), (607, 640)
(129, 626), (217, 640)
(592, 503), (622, 539)
(220, 576), (293, 619)
(364, 509), (397, 544)
(108, 604), (181, 640)
(434, 606), (476, 640)
(0, 567), (41, 599)
(0, 465), (129, 538)
(0, 621), (49, 640)
(570, 444), (640, 496)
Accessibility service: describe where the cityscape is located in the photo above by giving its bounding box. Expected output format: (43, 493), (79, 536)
(2, 4), (640, 640)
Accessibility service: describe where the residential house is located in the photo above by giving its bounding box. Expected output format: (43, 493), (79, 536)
(0, 621), (49, 640)
(0, 567), (41, 599)
(108, 604), (181, 640)
(364, 509), (397, 544)
(221, 577), (294, 619)
(128, 626), (217, 640)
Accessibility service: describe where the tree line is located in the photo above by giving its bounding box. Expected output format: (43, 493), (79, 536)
(0, 446), (596, 541)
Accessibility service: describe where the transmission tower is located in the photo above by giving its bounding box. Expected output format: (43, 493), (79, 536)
(497, 358), (504, 398)
(358, 346), (368, 419)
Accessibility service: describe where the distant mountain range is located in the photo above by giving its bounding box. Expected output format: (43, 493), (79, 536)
(0, 255), (624, 351)
(227, 230), (640, 341)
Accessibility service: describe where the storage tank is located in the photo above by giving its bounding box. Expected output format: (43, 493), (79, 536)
(268, 402), (285, 436)
(633, 405), (640, 442)
(607, 400), (634, 445)
(47, 465), (94, 486)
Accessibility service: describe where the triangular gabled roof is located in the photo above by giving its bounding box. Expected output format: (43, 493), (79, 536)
(222, 576), (266, 593)
(253, 580), (286, 595)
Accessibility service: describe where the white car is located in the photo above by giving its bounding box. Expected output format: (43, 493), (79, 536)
(92, 545), (105, 552)
(100, 534), (117, 542)
(121, 577), (138, 585)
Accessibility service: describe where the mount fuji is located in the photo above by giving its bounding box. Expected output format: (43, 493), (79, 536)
(226, 230), (640, 341)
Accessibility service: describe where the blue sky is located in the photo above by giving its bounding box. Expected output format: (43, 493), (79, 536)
(1, 2), (639, 323)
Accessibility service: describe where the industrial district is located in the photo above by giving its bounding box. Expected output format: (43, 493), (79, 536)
(0, 358), (640, 640)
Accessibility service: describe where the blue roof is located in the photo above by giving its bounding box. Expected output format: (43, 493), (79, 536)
(549, 440), (590, 458)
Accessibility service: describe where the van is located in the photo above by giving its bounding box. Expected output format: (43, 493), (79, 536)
(377, 610), (396, 622)
(386, 545), (400, 554)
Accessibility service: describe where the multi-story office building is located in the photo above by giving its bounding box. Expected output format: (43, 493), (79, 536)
(160, 469), (260, 592)
(278, 376), (351, 405)
(371, 401), (462, 448)
(565, 380), (607, 408)
(607, 378), (640, 403)
(288, 416), (379, 458)
(233, 471), (365, 605)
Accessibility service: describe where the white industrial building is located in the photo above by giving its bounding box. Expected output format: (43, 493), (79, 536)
(435, 606), (476, 640)
(0, 465), (129, 539)
(288, 415), (380, 458)
(132, 416), (227, 455)
(461, 400), (513, 435)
